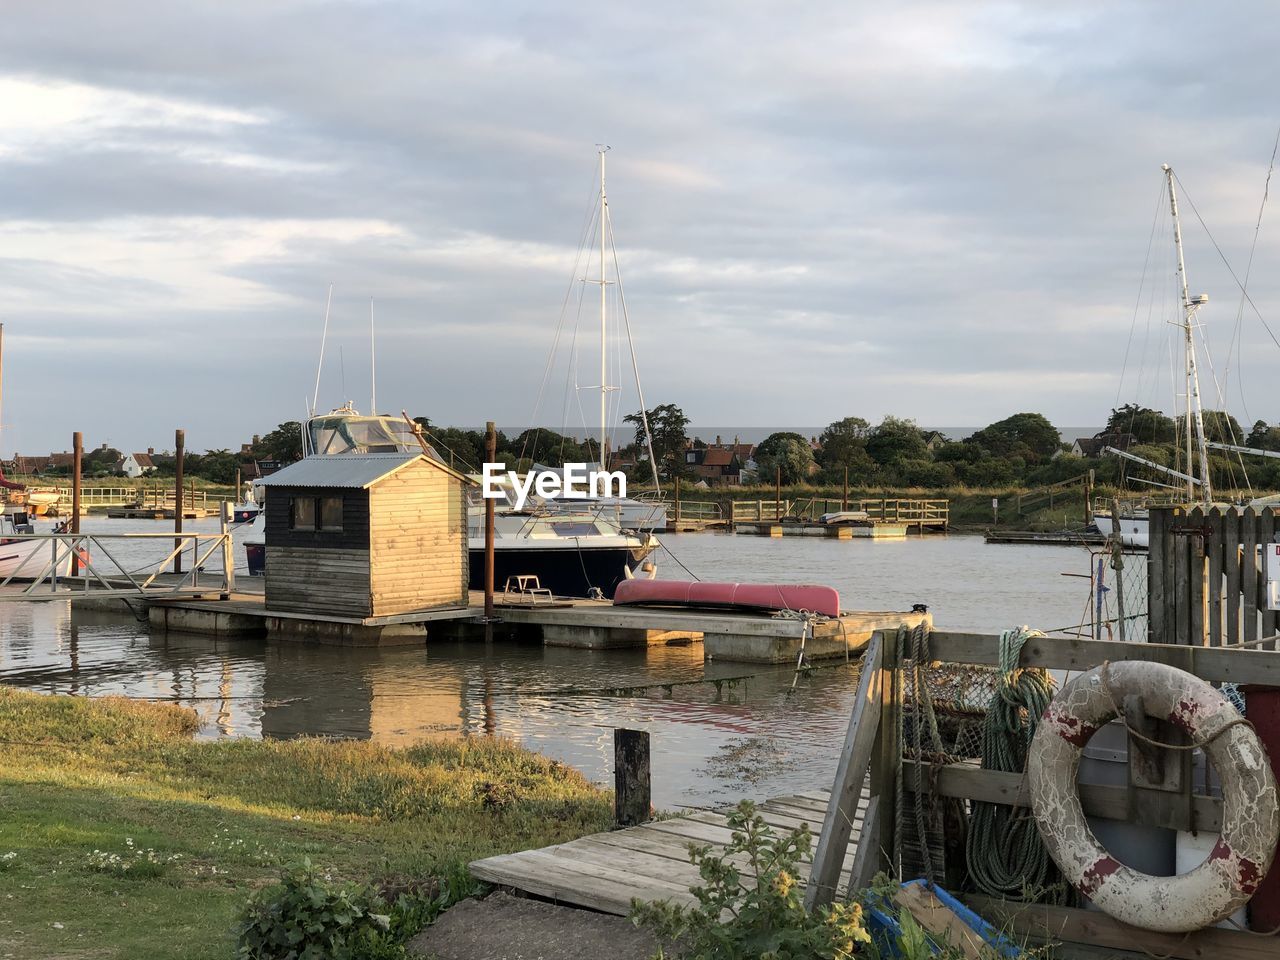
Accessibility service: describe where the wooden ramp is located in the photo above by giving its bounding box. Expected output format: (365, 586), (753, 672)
(468, 788), (870, 915)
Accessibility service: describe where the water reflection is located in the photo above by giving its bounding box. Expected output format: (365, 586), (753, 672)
(0, 533), (1100, 808)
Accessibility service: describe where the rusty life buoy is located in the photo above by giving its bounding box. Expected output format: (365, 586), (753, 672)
(1029, 660), (1280, 933)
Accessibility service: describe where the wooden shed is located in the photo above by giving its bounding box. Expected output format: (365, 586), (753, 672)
(258, 452), (469, 619)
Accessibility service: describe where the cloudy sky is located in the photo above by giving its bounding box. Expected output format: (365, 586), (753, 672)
(2, 1), (1280, 455)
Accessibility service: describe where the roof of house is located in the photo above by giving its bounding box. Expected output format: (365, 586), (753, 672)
(258, 452), (469, 489)
(701, 448), (736, 467)
(131, 453), (155, 468)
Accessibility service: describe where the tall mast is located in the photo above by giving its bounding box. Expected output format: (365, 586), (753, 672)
(598, 145), (610, 471)
(1163, 164), (1212, 504)
(369, 295), (376, 415)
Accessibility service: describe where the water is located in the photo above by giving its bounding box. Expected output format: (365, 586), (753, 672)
(0, 526), (1103, 809)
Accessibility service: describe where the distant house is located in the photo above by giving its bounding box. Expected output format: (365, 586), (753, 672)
(1071, 432), (1138, 458)
(922, 430), (947, 451)
(119, 449), (158, 478)
(7, 452), (74, 476)
(682, 446), (743, 485)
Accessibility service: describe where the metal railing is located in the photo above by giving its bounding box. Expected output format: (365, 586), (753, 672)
(0, 527), (235, 601)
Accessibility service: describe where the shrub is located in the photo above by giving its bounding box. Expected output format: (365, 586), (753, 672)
(630, 800), (870, 959)
(236, 860), (479, 960)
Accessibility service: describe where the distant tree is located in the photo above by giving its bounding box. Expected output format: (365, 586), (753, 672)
(83, 446), (122, 468)
(817, 417), (871, 469)
(193, 449), (239, 484)
(754, 432), (815, 485)
(253, 422), (304, 463)
(625, 404), (690, 480)
(1247, 420), (1280, 452)
(966, 413), (1060, 462)
(1176, 410), (1243, 446)
(865, 417), (927, 465)
(512, 428), (592, 466)
(1105, 404), (1175, 444)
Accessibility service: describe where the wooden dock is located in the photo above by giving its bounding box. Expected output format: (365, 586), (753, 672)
(469, 788), (869, 915)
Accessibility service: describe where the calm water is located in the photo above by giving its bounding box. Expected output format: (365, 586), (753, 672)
(0, 525), (1105, 809)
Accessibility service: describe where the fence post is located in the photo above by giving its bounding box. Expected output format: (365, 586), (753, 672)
(71, 432), (83, 576)
(614, 728), (651, 826)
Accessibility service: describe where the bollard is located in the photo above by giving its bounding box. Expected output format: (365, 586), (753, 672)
(614, 729), (651, 826)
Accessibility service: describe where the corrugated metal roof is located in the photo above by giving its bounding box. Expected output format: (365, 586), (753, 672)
(257, 453), (425, 489)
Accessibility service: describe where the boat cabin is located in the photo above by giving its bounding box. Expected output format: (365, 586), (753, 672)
(257, 452), (470, 619)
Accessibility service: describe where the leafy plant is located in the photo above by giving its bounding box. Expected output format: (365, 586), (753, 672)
(236, 859), (482, 960)
(630, 800), (871, 959)
(235, 859), (396, 960)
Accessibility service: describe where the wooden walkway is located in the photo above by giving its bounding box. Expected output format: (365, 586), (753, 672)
(468, 788), (870, 915)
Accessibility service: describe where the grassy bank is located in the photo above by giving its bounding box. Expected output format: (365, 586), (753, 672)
(0, 688), (611, 959)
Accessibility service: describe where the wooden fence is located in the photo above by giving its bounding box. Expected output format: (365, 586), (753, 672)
(806, 626), (1279, 958)
(1148, 505), (1279, 647)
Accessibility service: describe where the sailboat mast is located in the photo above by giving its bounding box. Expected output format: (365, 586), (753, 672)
(1163, 164), (1213, 504)
(599, 146), (609, 472)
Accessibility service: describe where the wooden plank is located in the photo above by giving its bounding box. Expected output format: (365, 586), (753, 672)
(895, 884), (989, 960)
(1188, 505), (1206, 646)
(806, 633), (883, 909)
(846, 795), (881, 897)
(1161, 507), (1177, 643)
(1243, 506), (1259, 644)
(1262, 508), (1278, 643)
(926, 631), (1280, 687)
(965, 895), (1276, 960)
(1173, 508), (1190, 646)
(1148, 507), (1166, 644)
(902, 761), (1222, 832)
(1223, 506), (1241, 647)
(1208, 507), (1223, 647)
(469, 849), (691, 914)
(874, 628), (902, 878)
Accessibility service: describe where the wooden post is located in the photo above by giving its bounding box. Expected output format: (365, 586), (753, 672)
(173, 429), (185, 574)
(70, 432), (83, 576)
(775, 465), (782, 520)
(613, 728), (651, 826)
(234, 466), (241, 505)
(1111, 499), (1125, 644)
(674, 476), (681, 522)
(220, 500), (235, 600)
(807, 633), (884, 908)
(1085, 469), (1095, 525)
(869, 627), (902, 878)
(483, 421), (496, 641)
(842, 466), (849, 511)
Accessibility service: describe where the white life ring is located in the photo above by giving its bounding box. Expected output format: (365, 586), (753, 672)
(1029, 660), (1280, 933)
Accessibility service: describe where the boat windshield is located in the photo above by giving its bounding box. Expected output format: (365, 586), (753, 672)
(307, 414), (420, 456)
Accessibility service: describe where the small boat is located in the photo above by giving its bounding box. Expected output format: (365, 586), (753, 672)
(232, 483), (261, 523)
(614, 580), (841, 618)
(0, 508), (75, 580)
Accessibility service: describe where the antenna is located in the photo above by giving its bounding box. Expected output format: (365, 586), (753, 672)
(369, 296), (377, 415)
(311, 283), (334, 415)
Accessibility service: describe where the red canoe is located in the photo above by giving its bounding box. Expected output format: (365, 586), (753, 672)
(613, 579), (840, 618)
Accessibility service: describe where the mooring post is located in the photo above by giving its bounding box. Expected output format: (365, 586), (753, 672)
(173, 429), (185, 574)
(775, 465), (782, 520)
(71, 432), (83, 576)
(234, 466), (241, 505)
(842, 466), (849, 511)
(483, 420), (496, 642)
(674, 475), (681, 523)
(614, 728), (651, 826)
(220, 500), (235, 600)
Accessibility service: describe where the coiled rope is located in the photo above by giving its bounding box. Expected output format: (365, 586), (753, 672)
(965, 626), (1067, 903)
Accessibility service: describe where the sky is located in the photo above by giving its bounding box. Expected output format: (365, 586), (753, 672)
(2, 1), (1280, 455)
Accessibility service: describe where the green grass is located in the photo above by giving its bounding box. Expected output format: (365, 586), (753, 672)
(0, 688), (612, 959)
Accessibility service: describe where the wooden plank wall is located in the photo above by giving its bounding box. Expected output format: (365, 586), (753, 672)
(1148, 505), (1276, 646)
(264, 544), (373, 617)
(368, 461), (468, 617)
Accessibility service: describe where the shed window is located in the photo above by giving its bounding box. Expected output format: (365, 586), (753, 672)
(290, 495), (344, 532)
(319, 496), (343, 531)
(290, 496), (316, 530)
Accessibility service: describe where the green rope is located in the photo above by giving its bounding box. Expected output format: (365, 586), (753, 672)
(964, 626), (1067, 903)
